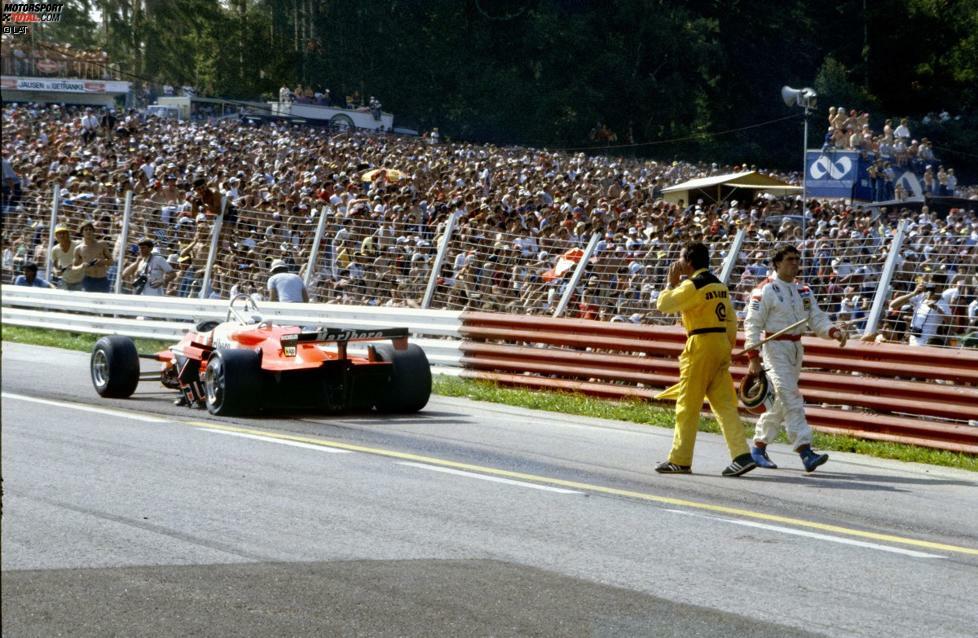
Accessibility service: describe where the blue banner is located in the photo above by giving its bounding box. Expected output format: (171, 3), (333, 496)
(805, 150), (861, 199)
(806, 150), (932, 201)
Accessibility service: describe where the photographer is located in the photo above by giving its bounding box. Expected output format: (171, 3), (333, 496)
(889, 273), (950, 346)
(122, 238), (175, 296)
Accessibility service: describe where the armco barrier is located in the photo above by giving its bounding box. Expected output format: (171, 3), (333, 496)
(4, 288), (978, 453)
(0, 287), (463, 371)
(458, 312), (978, 454)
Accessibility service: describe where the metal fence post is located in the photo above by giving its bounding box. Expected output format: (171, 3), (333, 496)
(304, 206), (331, 287)
(113, 191), (133, 294)
(554, 232), (601, 318)
(330, 237), (338, 280)
(199, 196), (227, 299)
(718, 229), (746, 286)
(862, 219), (908, 339)
(422, 209), (461, 309)
(44, 184), (61, 280)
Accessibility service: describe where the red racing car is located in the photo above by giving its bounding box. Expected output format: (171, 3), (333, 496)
(90, 295), (431, 416)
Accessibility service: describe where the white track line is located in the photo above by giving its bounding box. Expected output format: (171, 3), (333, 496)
(2, 392), (169, 423)
(664, 509), (943, 559)
(199, 428), (351, 453)
(398, 461), (582, 494)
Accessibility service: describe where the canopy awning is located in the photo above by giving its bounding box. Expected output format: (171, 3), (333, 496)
(662, 171), (800, 204)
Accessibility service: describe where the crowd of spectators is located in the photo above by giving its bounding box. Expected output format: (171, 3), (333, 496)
(2, 103), (976, 347)
(1, 40), (115, 81)
(820, 107), (963, 201)
(277, 84), (381, 117)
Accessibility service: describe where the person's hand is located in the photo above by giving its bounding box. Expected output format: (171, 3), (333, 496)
(747, 358), (763, 375)
(830, 325), (848, 347)
(667, 260), (686, 288)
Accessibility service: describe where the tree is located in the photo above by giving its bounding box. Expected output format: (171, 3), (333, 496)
(24, 0), (978, 176)
(814, 55), (876, 112)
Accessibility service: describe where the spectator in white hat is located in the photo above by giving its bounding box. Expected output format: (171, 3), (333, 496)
(267, 258), (308, 302)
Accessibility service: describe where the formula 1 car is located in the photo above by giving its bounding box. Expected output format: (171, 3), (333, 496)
(90, 294), (431, 416)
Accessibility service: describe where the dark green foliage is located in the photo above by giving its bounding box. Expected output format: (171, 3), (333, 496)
(37, 1), (978, 173)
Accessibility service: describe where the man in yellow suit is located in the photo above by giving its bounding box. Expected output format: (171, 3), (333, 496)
(654, 242), (755, 477)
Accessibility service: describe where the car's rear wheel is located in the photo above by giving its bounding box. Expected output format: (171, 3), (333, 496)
(91, 336), (140, 398)
(204, 349), (262, 416)
(374, 343), (431, 413)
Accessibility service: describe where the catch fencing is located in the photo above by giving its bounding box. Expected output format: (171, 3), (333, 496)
(6, 186), (974, 349)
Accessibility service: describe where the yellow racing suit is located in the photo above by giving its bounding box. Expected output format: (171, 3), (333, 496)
(655, 268), (749, 466)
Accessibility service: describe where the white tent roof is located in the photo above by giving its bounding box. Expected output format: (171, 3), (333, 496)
(662, 170), (800, 193)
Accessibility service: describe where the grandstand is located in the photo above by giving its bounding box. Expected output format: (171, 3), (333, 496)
(2, 102), (975, 349)
(1, 39), (131, 107)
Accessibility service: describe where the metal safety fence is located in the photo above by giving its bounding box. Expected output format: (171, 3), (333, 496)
(0, 287), (464, 372)
(3, 186), (976, 349)
(5, 284), (973, 452)
(457, 312), (978, 454)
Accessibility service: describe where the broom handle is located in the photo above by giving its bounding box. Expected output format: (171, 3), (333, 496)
(735, 318), (808, 357)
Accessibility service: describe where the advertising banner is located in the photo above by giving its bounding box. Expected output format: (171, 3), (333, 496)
(0, 77), (130, 94)
(806, 150), (931, 201)
(805, 150), (861, 199)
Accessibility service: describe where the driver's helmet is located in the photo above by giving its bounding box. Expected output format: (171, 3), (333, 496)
(739, 370), (775, 415)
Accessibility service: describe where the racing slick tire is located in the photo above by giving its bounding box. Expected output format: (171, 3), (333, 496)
(374, 343), (431, 413)
(204, 349), (262, 416)
(91, 336), (140, 398)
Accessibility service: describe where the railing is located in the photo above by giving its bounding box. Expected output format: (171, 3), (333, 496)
(1, 52), (119, 81)
(8, 185), (974, 349)
(0, 287), (463, 371)
(458, 312), (978, 454)
(3, 287), (975, 453)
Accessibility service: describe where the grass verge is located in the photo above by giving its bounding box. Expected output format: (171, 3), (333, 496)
(432, 376), (978, 472)
(4, 325), (974, 472)
(2, 325), (171, 354)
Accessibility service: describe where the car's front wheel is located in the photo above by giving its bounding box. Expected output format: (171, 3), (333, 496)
(91, 336), (140, 398)
(204, 349), (262, 416)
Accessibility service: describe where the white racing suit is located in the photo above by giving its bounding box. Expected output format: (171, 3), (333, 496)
(745, 277), (837, 449)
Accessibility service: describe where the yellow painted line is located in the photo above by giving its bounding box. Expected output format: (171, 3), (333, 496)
(182, 419), (978, 557)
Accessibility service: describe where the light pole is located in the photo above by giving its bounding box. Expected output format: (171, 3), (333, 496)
(781, 86), (817, 233)
(781, 85), (818, 243)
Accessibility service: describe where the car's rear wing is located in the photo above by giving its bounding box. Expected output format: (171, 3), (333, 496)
(281, 326), (409, 356)
(293, 326), (408, 343)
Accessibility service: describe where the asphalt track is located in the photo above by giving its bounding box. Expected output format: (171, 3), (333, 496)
(2, 342), (977, 637)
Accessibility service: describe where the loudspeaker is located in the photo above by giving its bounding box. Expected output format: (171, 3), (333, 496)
(781, 86), (817, 108)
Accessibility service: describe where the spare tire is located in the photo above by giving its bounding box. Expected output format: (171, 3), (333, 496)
(204, 349), (262, 416)
(91, 336), (140, 398)
(374, 343), (431, 413)
(330, 113), (356, 133)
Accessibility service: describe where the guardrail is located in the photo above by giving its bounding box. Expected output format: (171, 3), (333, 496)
(0, 287), (463, 371)
(458, 312), (978, 454)
(5, 288), (977, 453)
